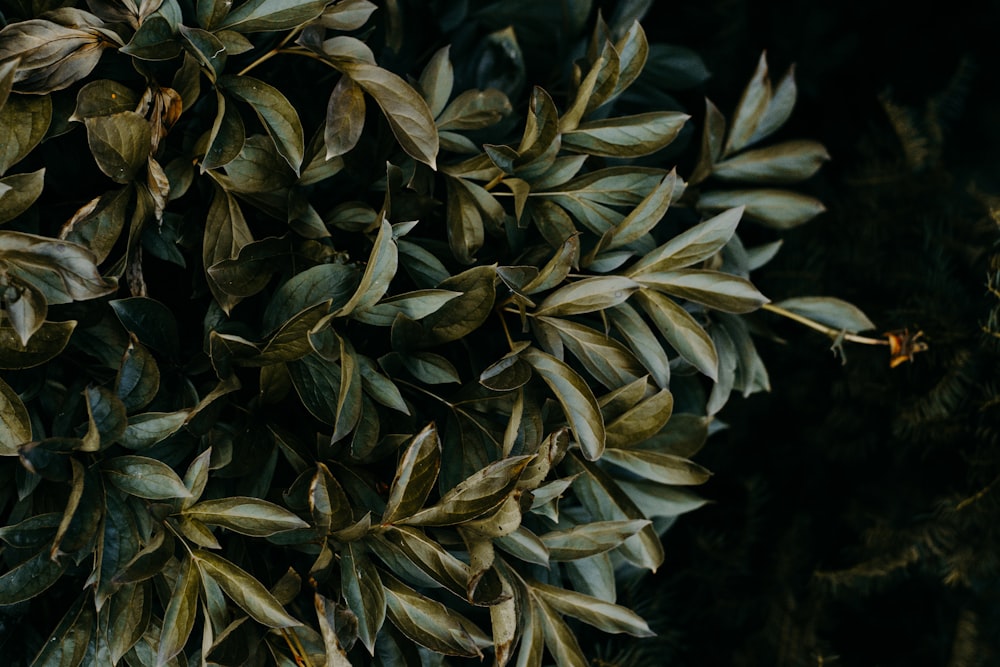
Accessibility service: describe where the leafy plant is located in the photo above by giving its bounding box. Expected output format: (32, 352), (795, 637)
(0, 1), (889, 664)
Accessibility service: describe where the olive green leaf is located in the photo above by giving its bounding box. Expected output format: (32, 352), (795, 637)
(437, 89), (512, 133)
(601, 448), (711, 485)
(71, 80), (140, 121)
(404, 455), (533, 526)
(382, 573), (490, 657)
(397, 351), (460, 385)
(445, 176), (486, 264)
(604, 387), (674, 449)
(0, 319), (75, 370)
(60, 186), (131, 264)
(83, 385), (127, 450)
(0, 374), (32, 455)
(634, 288), (719, 380)
(30, 594), (91, 666)
(377, 525), (471, 597)
(490, 572), (518, 667)
(562, 112), (689, 158)
(713, 139), (830, 183)
(203, 184), (253, 314)
(725, 53), (797, 155)
(616, 478), (708, 518)
(698, 188), (825, 229)
(521, 234), (580, 295)
(0, 168), (45, 225)
(120, 410), (190, 450)
(538, 317), (646, 389)
(606, 302), (670, 389)
(193, 550), (301, 628)
(521, 347), (606, 460)
(0, 94), (51, 175)
(0, 545), (67, 604)
(612, 20), (650, 97)
(107, 582), (152, 663)
(116, 335), (160, 412)
(479, 350), (532, 392)
(562, 41), (620, 132)
(690, 98), (727, 185)
(530, 580), (655, 637)
(563, 551), (616, 602)
(637, 270), (769, 314)
(382, 423), (441, 525)
(157, 554), (200, 666)
(310, 462), (352, 533)
(400, 265), (497, 347)
(628, 205), (744, 275)
(325, 75), (366, 159)
(264, 263), (359, 332)
(320, 0), (378, 31)
(495, 525), (550, 566)
(103, 455), (191, 499)
(334, 61), (439, 169)
(357, 353), (409, 413)
(419, 45), (454, 118)
(514, 595), (545, 667)
(540, 519), (650, 561)
(340, 542), (385, 654)
(82, 112), (152, 184)
(121, 15), (182, 61)
(771, 296), (876, 333)
(202, 91), (245, 171)
(110, 297), (179, 358)
(603, 169), (678, 251)
(177, 24), (226, 78)
(288, 351), (341, 425)
(182, 497), (309, 536)
(218, 0), (328, 33)
(206, 235), (294, 299)
(333, 218), (397, 318)
(354, 289), (460, 327)
(536, 596), (589, 667)
(534, 276), (638, 317)
(219, 75), (305, 174)
(0, 8), (121, 93)
(0, 58), (16, 111)
(331, 332), (363, 443)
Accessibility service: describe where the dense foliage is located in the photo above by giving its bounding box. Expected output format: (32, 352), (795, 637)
(0, 1), (876, 664)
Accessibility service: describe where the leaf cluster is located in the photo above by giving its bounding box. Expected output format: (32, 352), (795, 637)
(0, 1), (854, 664)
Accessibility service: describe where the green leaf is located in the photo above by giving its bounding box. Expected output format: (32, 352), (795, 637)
(206, 235), (293, 299)
(562, 112), (688, 157)
(601, 448), (711, 485)
(604, 387), (673, 449)
(334, 61), (439, 169)
(193, 550), (301, 627)
(713, 139), (829, 184)
(0, 94), (51, 175)
(637, 269), (769, 314)
(377, 525), (470, 597)
(0, 546), (66, 604)
(400, 265), (496, 348)
(325, 75), (366, 159)
(218, 0), (328, 32)
(615, 478), (707, 518)
(340, 542), (385, 654)
(397, 351), (460, 385)
(534, 276), (638, 317)
(30, 594), (92, 666)
(604, 169), (678, 250)
(628, 206), (744, 274)
(103, 456), (191, 499)
(0, 374), (31, 455)
(771, 296), (876, 333)
(310, 462), (352, 533)
(538, 317), (646, 390)
(264, 263), (359, 331)
(697, 189), (825, 229)
(183, 497), (309, 536)
(540, 519), (650, 561)
(333, 218), (397, 318)
(514, 595), (545, 667)
(0, 168), (45, 225)
(203, 184), (253, 314)
(445, 176), (486, 264)
(71, 80), (140, 121)
(83, 112), (151, 184)
(521, 234), (579, 295)
(332, 333), (363, 443)
(564, 452), (663, 571)
(177, 24), (226, 78)
(202, 91), (245, 171)
(106, 582), (152, 662)
(320, 0), (377, 31)
(0, 58), (16, 111)
(0, 9), (118, 93)
(606, 302), (670, 389)
(0, 320), (75, 370)
(120, 410), (189, 450)
(530, 580), (654, 637)
(536, 597), (588, 667)
(116, 335), (160, 412)
(418, 45), (453, 118)
(354, 290), (460, 327)
(382, 423), (442, 525)
(521, 348), (605, 461)
(634, 289), (718, 380)
(60, 186), (130, 264)
(157, 555), (200, 667)
(436, 89), (512, 131)
(110, 297), (179, 358)
(562, 42), (619, 131)
(121, 15), (182, 61)
(382, 574), (489, 657)
(404, 455), (533, 526)
(219, 75), (305, 174)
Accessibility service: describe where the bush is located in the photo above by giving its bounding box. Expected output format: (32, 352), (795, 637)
(0, 1), (874, 664)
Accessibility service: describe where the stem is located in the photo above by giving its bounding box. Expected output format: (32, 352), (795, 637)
(483, 173), (505, 192)
(237, 23), (315, 77)
(762, 303), (889, 346)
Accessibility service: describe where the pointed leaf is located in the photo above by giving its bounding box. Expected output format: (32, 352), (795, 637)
(637, 269), (769, 314)
(772, 296), (876, 333)
(325, 75), (365, 159)
(697, 189), (825, 229)
(713, 139), (829, 184)
(531, 581), (654, 637)
(404, 455), (533, 526)
(219, 75), (305, 174)
(540, 519), (650, 561)
(0, 94), (51, 175)
(156, 555), (200, 666)
(0, 546), (66, 604)
(0, 320), (75, 370)
(218, 0), (327, 32)
(103, 456), (191, 499)
(382, 423), (441, 524)
(0, 168), (45, 225)
(634, 288), (718, 380)
(83, 112), (151, 184)
(628, 206), (744, 275)
(601, 448), (711, 485)
(333, 218), (397, 318)
(382, 574), (489, 657)
(562, 112), (689, 157)
(183, 497), (308, 536)
(193, 551), (301, 628)
(0, 375), (32, 455)
(534, 276), (638, 317)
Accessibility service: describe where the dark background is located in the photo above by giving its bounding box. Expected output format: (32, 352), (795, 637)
(599, 2), (1000, 666)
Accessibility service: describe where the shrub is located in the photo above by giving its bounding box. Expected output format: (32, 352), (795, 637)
(0, 1), (879, 664)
